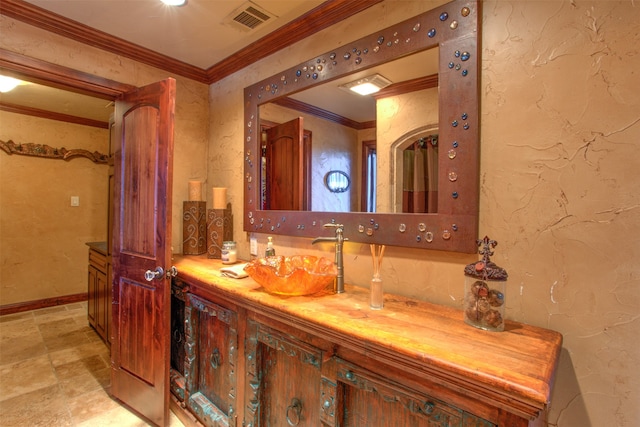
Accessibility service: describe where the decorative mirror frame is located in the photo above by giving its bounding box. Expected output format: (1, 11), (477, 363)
(243, 0), (480, 252)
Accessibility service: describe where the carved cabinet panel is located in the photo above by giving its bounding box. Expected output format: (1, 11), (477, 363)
(244, 320), (323, 427)
(184, 292), (239, 427)
(328, 358), (495, 427)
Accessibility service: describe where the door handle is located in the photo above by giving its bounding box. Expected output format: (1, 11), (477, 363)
(144, 267), (164, 281)
(144, 266), (178, 281)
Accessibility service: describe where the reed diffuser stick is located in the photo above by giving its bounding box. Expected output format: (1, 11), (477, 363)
(370, 244), (385, 276)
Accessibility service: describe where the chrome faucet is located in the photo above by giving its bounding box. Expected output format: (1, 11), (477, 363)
(312, 223), (347, 293)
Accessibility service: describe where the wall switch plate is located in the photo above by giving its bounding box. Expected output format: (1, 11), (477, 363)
(250, 233), (258, 257)
(70, 196), (80, 207)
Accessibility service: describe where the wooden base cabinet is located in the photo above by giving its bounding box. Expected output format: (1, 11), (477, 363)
(171, 256), (562, 427)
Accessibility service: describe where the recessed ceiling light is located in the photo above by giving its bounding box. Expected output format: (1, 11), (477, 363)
(160, 0), (187, 6)
(340, 74), (392, 96)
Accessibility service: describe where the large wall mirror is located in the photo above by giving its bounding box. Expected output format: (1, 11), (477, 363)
(244, 0), (480, 252)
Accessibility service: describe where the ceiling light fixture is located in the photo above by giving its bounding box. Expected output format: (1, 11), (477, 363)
(0, 76), (22, 93)
(340, 74), (392, 96)
(160, 0), (187, 6)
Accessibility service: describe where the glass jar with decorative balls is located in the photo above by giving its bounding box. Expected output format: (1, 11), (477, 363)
(464, 236), (508, 332)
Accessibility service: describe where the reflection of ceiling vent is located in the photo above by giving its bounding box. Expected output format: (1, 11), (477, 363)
(224, 1), (276, 31)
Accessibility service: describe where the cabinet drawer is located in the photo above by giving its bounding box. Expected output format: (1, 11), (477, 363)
(327, 358), (496, 427)
(89, 249), (107, 271)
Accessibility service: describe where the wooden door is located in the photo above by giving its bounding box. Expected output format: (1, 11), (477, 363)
(110, 78), (176, 427)
(264, 117), (307, 210)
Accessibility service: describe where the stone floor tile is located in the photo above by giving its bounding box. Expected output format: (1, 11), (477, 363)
(49, 340), (109, 367)
(0, 384), (73, 426)
(0, 354), (57, 401)
(0, 320), (47, 365)
(0, 301), (184, 426)
(66, 387), (123, 424)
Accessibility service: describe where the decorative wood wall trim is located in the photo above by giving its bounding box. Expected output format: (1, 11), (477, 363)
(0, 102), (109, 128)
(0, 0), (382, 85)
(0, 292), (87, 316)
(1, 139), (109, 164)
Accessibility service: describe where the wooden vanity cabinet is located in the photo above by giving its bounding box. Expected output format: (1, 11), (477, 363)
(171, 256), (562, 427)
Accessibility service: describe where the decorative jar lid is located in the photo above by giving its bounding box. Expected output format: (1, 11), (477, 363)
(464, 236), (508, 281)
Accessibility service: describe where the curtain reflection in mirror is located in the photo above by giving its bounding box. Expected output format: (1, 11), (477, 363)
(402, 134), (438, 213)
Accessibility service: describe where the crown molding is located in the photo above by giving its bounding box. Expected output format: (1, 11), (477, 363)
(1, 0), (381, 85)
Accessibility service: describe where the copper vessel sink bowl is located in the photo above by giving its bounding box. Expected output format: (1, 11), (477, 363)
(244, 255), (337, 296)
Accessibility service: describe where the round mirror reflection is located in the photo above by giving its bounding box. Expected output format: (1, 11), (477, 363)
(325, 170), (350, 193)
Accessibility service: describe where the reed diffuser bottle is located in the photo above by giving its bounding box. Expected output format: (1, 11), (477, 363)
(370, 244), (385, 309)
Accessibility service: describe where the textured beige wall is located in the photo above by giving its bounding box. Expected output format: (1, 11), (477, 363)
(0, 113), (108, 305)
(0, 17), (210, 303)
(208, 1), (640, 426)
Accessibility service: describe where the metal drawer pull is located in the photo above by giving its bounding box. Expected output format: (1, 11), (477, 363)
(418, 401), (435, 415)
(210, 348), (222, 369)
(286, 398), (302, 426)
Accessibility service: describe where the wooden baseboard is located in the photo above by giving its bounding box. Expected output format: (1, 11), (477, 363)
(0, 293), (87, 316)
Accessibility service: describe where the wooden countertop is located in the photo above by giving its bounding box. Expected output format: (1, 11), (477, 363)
(174, 254), (562, 421)
(86, 241), (107, 255)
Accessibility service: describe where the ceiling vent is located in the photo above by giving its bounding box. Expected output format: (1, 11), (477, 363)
(224, 1), (276, 31)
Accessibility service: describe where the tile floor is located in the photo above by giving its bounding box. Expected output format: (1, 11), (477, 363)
(0, 302), (184, 426)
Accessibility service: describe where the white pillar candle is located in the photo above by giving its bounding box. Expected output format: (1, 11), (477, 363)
(188, 180), (202, 201)
(212, 187), (227, 209)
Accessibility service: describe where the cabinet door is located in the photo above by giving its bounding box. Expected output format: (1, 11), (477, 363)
(170, 279), (188, 402)
(185, 293), (238, 427)
(327, 359), (495, 427)
(244, 320), (323, 427)
(95, 268), (108, 339)
(87, 265), (98, 328)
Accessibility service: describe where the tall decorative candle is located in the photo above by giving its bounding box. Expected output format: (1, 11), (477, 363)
(188, 180), (202, 201)
(212, 187), (227, 209)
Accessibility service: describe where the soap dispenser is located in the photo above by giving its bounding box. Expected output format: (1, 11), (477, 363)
(265, 236), (276, 257)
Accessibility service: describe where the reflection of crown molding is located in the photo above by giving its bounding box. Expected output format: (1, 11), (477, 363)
(272, 97), (375, 130)
(0, 0), (381, 85)
(0, 139), (108, 164)
(373, 74), (438, 100)
(0, 102), (109, 129)
(267, 74), (438, 131)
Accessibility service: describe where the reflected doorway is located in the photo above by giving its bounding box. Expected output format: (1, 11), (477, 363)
(260, 118), (312, 210)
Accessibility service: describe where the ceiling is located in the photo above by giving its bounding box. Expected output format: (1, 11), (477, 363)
(22, 0), (326, 70)
(0, 0), (438, 126)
